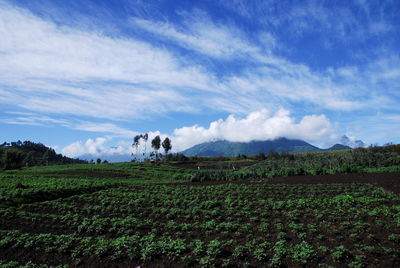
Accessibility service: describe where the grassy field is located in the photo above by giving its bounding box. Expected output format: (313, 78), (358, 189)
(0, 162), (399, 267)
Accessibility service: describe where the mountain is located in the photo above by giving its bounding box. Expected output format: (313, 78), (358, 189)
(325, 144), (352, 151)
(75, 139), (353, 161)
(181, 138), (352, 157)
(181, 138), (325, 157)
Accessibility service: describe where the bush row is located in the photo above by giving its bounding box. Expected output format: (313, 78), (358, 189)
(189, 165), (400, 182)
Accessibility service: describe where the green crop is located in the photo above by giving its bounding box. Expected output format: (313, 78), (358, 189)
(0, 162), (399, 267)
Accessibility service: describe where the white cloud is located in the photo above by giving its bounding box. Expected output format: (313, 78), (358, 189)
(218, 60), (373, 112)
(1, 113), (141, 138)
(130, 12), (263, 60)
(1, 115), (70, 126)
(340, 134), (365, 148)
(130, 12), (387, 112)
(62, 140), (90, 158)
(73, 122), (139, 137)
(0, 3), (218, 119)
(61, 137), (131, 158)
(61, 131), (170, 158)
(0, 6), (210, 87)
(172, 108), (335, 151)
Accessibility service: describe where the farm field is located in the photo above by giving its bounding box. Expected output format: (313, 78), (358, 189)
(0, 163), (399, 267)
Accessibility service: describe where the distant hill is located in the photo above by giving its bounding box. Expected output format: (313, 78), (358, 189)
(181, 138), (351, 157)
(325, 144), (351, 151)
(0, 140), (87, 170)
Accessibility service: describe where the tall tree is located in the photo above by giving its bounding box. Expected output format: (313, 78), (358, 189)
(132, 135), (141, 161)
(139, 134), (144, 158)
(162, 137), (172, 155)
(151, 136), (161, 160)
(143, 133), (149, 158)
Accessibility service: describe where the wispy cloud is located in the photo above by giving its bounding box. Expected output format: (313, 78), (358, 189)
(131, 11), (264, 60)
(221, 0), (396, 41)
(0, 3), (218, 119)
(129, 9), (398, 113)
(73, 122), (139, 137)
(2, 1), (394, 124)
(2, 114), (70, 126)
(1, 112), (143, 138)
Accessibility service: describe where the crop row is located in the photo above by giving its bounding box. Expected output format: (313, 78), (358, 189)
(0, 184), (397, 266)
(1, 226), (399, 268)
(190, 165), (400, 182)
(17, 184), (395, 220)
(1, 180), (399, 267)
(3, 199), (399, 241)
(0, 177), (120, 207)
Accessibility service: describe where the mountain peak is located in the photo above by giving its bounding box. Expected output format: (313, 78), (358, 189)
(327, 144), (351, 151)
(181, 138), (325, 156)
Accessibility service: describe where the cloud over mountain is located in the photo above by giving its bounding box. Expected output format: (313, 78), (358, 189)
(61, 109), (339, 158)
(340, 135), (366, 148)
(172, 109), (335, 151)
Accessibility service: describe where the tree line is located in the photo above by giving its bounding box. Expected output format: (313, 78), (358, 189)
(0, 140), (87, 170)
(132, 134), (171, 161)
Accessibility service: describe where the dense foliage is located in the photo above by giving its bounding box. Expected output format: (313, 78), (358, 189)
(0, 141), (87, 170)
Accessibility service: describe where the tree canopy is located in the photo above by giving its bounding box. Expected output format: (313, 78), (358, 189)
(162, 137), (172, 154)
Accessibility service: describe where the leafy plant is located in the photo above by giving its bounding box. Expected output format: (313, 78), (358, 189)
(291, 241), (316, 264)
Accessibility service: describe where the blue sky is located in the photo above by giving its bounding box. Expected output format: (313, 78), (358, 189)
(0, 0), (399, 158)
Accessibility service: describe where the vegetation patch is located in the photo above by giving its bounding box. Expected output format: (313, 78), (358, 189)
(0, 163), (399, 267)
